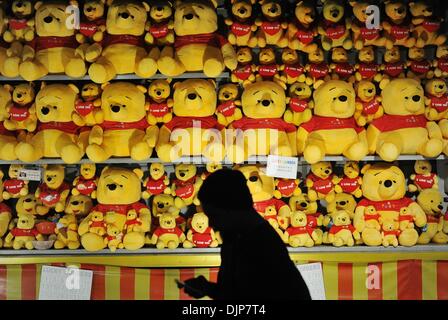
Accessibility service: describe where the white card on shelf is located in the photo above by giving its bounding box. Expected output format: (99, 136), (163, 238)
(18, 169), (41, 181)
(296, 263), (326, 300)
(266, 155), (298, 179)
(38, 265), (93, 300)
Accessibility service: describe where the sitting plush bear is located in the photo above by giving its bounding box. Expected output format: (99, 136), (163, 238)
(354, 80), (383, 127)
(15, 83), (89, 164)
(424, 78), (448, 121)
(329, 47), (355, 83)
(382, 0), (416, 49)
(333, 161), (363, 198)
(142, 163), (171, 200)
(228, 81), (297, 163)
(354, 163), (427, 247)
(328, 210), (360, 247)
(283, 82), (313, 127)
(156, 79), (224, 162)
(434, 45), (448, 78)
(354, 46), (382, 83)
(367, 78), (443, 161)
(86, 82), (158, 162)
(280, 48), (306, 85)
(157, 0), (237, 77)
(216, 83), (242, 127)
(318, 0), (352, 51)
(104, 224), (124, 252)
(406, 47), (434, 80)
(231, 47), (256, 87)
(147, 79), (173, 125)
(225, 0), (258, 48)
(88, 211), (106, 235)
(145, 0), (175, 45)
(124, 210), (142, 233)
(297, 80), (368, 164)
(379, 46), (406, 90)
(2, 164), (28, 200)
(287, 0), (318, 53)
(254, 0), (288, 48)
(4, 83), (37, 132)
(151, 194), (184, 230)
(151, 212), (185, 249)
(380, 218), (400, 247)
(72, 163), (98, 199)
(54, 213), (81, 250)
(417, 188), (448, 244)
(0, 178), (12, 248)
(36, 165), (70, 212)
(3, 0), (35, 43)
(288, 193), (323, 245)
(255, 48), (285, 89)
(305, 47), (331, 89)
(15, 194), (49, 217)
(76, 0), (107, 44)
(0, 86), (19, 161)
(350, 1), (386, 49)
(201, 162), (222, 180)
(171, 164), (203, 209)
(86, 0), (158, 83)
(306, 162), (336, 203)
(284, 211), (317, 247)
(408, 160), (438, 193)
(409, 1), (446, 48)
(64, 194), (93, 218)
(5, 213), (43, 250)
(183, 212), (219, 248)
(323, 192), (357, 244)
(75, 83), (102, 127)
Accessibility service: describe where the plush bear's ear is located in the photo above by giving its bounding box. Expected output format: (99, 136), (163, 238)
(207, 79), (216, 88)
(34, 1), (43, 10)
(101, 166), (110, 175)
(166, 78), (172, 84)
(209, 0), (218, 8)
(100, 0), (107, 4)
(172, 81), (180, 90)
(28, 82), (35, 88)
(0, 171), (4, 180)
(101, 82), (110, 90)
(409, 2), (415, 8)
(42, 164), (48, 170)
(3, 84), (13, 92)
(137, 85), (147, 94)
(133, 168), (144, 180)
(349, 1), (357, 7)
(360, 164), (371, 175)
(68, 84), (80, 94)
(40, 82), (46, 90)
(106, 0), (115, 6)
(297, 1), (304, 6)
(142, 1), (150, 12)
(69, 0), (79, 7)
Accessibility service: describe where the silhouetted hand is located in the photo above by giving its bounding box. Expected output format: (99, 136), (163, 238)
(181, 276), (211, 299)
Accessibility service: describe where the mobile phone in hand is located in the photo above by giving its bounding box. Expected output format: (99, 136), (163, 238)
(175, 279), (206, 297)
(175, 279), (185, 289)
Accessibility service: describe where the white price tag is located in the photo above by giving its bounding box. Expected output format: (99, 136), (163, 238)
(39, 265), (93, 300)
(18, 169), (41, 181)
(266, 155), (298, 179)
(296, 263), (326, 300)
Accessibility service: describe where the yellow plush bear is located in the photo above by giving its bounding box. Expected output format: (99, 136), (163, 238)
(183, 212), (219, 248)
(36, 165), (70, 213)
(254, 0), (288, 48)
(354, 163), (427, 247)
(363, 206), (382, 231)
(379, 46), (406, 90)
(104, 224), (124, 252)
(76, 0), (107, 44)
(86, 0), (158, 83)
(355, 46), (382, 83)
(284, 211), (317, 247)
(124, 210), (142, 233)
(406, 47), (434, 80)
(3, 0), (35, 43)
(225, 0), (258, 48)
(151, 193), (184, 230)
(424, 78), (448, 121)
(408, 160), (438, 193)
(0, 179), (12, 248)
(79, 166), (151, 252)
(142, 163), (171, 200)
(304, 47), (331, 89)
(145, 0), (174, 45)
(156, 79), (224, 162)
(259, 205), (287, 239)
(255, 48), (286, 89)
(274, 178), (301, 199)
(228, 81), (297, 163)
(354, 80), (383, 127)
(297, 80), (368, 164)
(367, 79), (443, 162)
(318, 0), (352, 50)
(64, 194), (93, 217)
(147, 79), (173, 125)
(283, 82), (313, 126)
(151, 212), (186, 249)
(0, 5), (7, 75)
(333, 161), (363, 198)
(201, 162), (223, 180)
(380, 218), (400, 247)
(417, 189), (448, 244)
(409, 1), (446, 48)
(287, 0), (318, 53)
(86, 82), (158, 162)
(3, 83), (37, 132)
(306, 161), (335, 203)
(75, 83), (102, 127)
(15, 194), (49, 218)
(280, 48), (306, 84)
(231, 47), (256, 87)
(2, 164), (28, 200)
(329, 48), (355, 83)
(434, 45), (448, 78)
(5, 213), (43, 250)
(171, 164), (203, 209)
(288, 193), (323, 245)
(350, 1), (386, 49)
(0, 85), (19, 161)
(216, 83), (242, 127)
(323, 193), (358, 244)
(54, 214), (80, 250)
(72, 163), (98, 198)
(14, 83), (89, 164)
(8, 1), (87, 81)
(327, 210), (360, 247)
(158, 0), (237, 77)
(382, 0), (416, 49)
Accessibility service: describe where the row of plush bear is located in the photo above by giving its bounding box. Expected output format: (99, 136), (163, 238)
(0, 77), (447, 165)
(0, 160), (446, 251)
(0, 0), (446, 82)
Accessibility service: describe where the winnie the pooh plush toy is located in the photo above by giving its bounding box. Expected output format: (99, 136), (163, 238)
(104, 224), (124, 252)
(151, 212), (185, 249)
(382, 0), (416, 49)
(5, 213), (43, 250)
(14, 83), (89, 164)
(379, 46), (406, 90)
(65, 194), (93, 217)
(0, 179), (12, 248)
(380, 218), (400, 247)
(75, 83), (102, 127)
(228, 81), (297, 163)
(255, 48), (286, 89)
(124, 210), (142, 233)
(36, 165), (70, 213)
(183, 212), (219, 248)
(231, 47), (256, 87)
(287, 0), (318, 53)
(273, 178), (301, 199)
(406, 47), (434, 80)
(408, 160), (438, 192)
(201, 162), (222, 180)
(362, 206), (382, 231)
(328, 210), (360, 247)
(79, 166), (151, 252)
(142, 163), (171, 199)
(350, 1), (386, 50)
(318, 0), (352, 51)
(288, 193), (323, 245)
(3, 83), (37, 132)
(216, 83), (242, 127)
(367, 78), (443, 161)
(86, 82), (158, 162)
(280, 48), (306, 85)
(398, 207), (415, 231)
(2, 164), (28, 200)
(354, 80), (383, 127)
(297, 80), (368, 164)
(333, 161), (363, 198)
(171, 164), (202, 209)
(305, 47), (331, 89)
(0, 85), (20, 161)
(72, 163), (98, 199)
(147, 79), (173, 125)
(354, 46), (382, 83)
(416, 188), (448, 244)
(76, 0), (107, 44)
(15, 194), (49, 217)
(305, 162), (336, 203)
(145, 0), (175, 46)
(3, 0), (35, 43)
(284, 211), (317, 247)
(54, 213), (81, 250)
(225, 0), (258, 48)
(259, 205), (288, 238)
(434, 45), (448, 78)
(283, 82), (313, 127)
(354, 163), (427, 247)
(156, 79), (224, 162)
(8, 1), (87, 81)
(329, 47), (355, 82)
(424, 78), (448, 121)
(254, 0), (288, 48)
(151, 193), (184, 229)
(157, 0), (237, 77)
(409, 0), (446, 48)
(86, 0), (158, 83)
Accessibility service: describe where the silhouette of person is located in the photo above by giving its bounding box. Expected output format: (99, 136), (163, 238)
(180, 169), (311, 300)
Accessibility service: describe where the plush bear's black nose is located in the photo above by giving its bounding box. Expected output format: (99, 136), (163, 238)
(120, 12), (130, 19)
(72, 201), (79, 206)
(262, 100), (271, 107)
(16, 2), (23, 8)
(339, 201), (347, 206)
(179, 172), (186, 177)
(188, 93), (197, 100)
(325, 169), (330, 174)
(16, 93), (22, 98)
(156, 6), (163, 11)
(384, 180), (393, 188)
(332, 10), (339, 18)
(224, 93), (230, 99)
(156, 90), (162, 96)
(44, 16), (53, 24)
(300, 202), (307, 208)
(239, 8), (246, 14)
(338, 95), (347, 102)
(269, 6), (277, 14)
(86, 7), (93, 12)
(158, 203), (164, 208)
(47, 177), (52, 182)
(107, 184), (117, 191)
(427, 7), (433, 13)
(41, 107), (50, 115)
(438, 205), (443, 210)
(111, 105), (121, 113)
(367, 89), (373, 94)
(184, 13), (194, 20)
(439, 85), (444, 90)
(412, 95), (421, 102)
(397, 7), (404, 14)
(25, 198), (32, 203)
(249, 176), (258, 182)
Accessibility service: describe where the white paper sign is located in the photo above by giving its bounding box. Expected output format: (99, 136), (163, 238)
(39, 265), (93, 300)
(266, 155), (298, 179)
(297, 263), (326, 300)
(18, 169), (41, 181)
